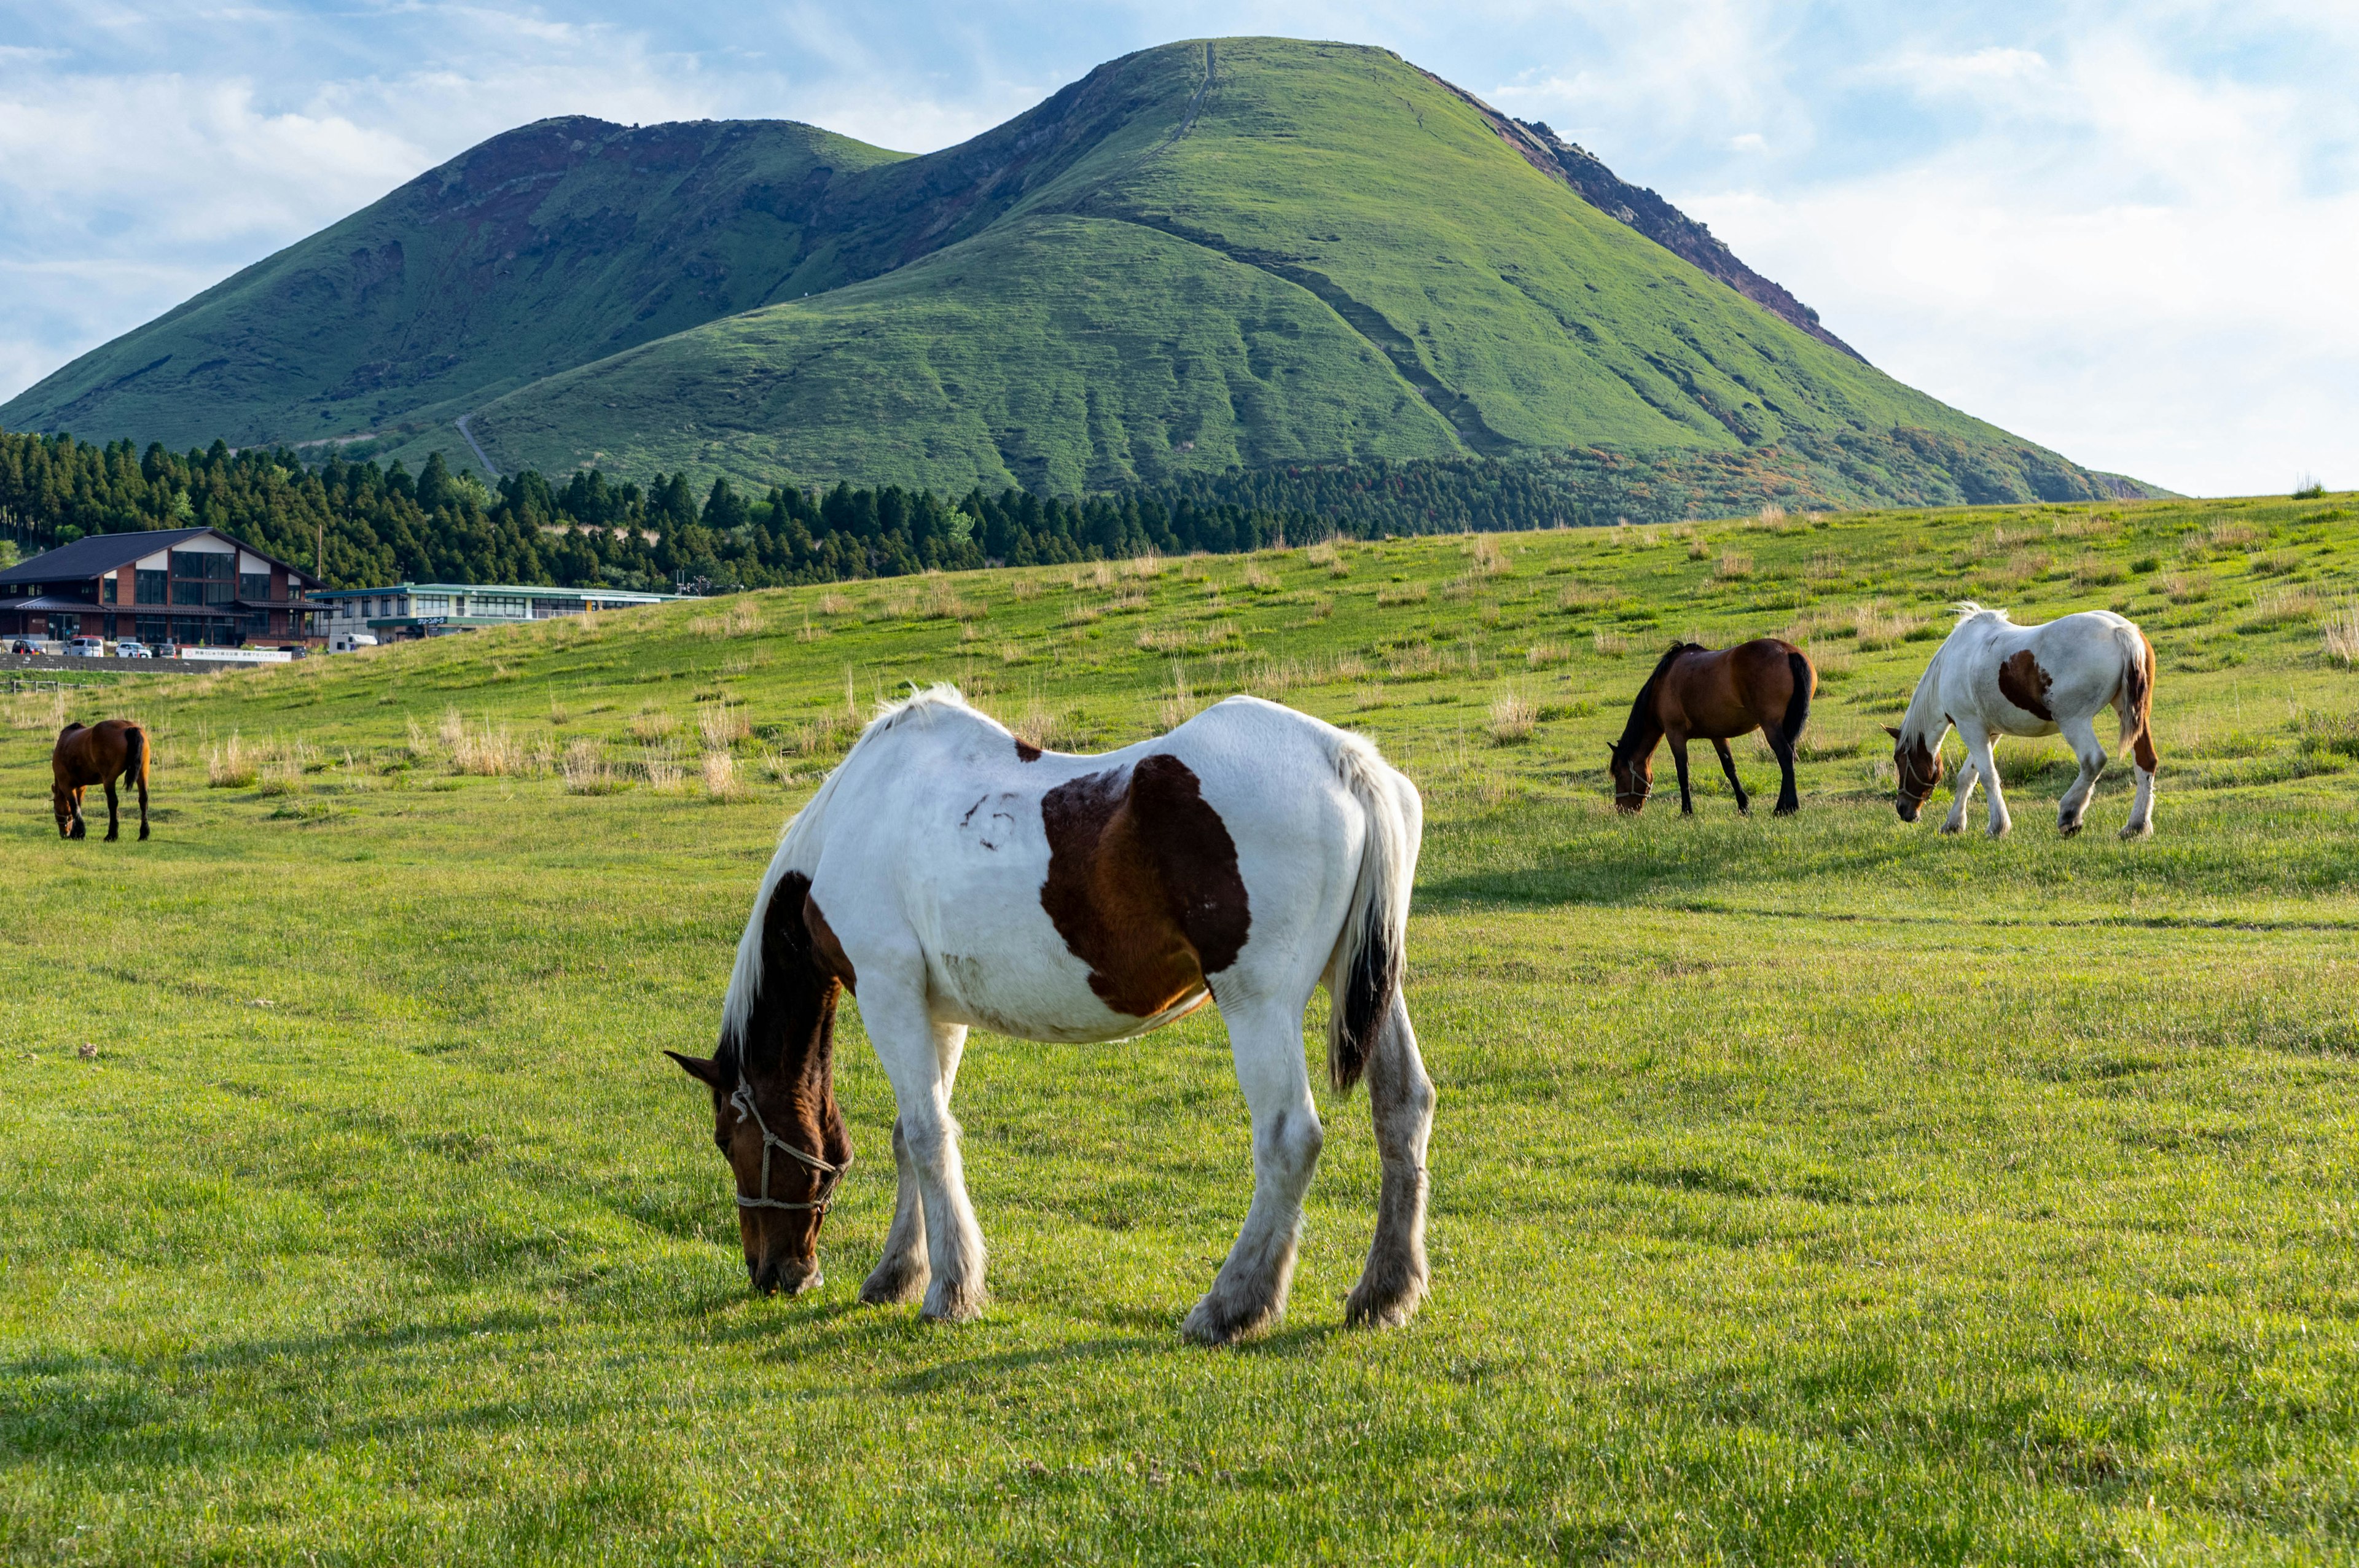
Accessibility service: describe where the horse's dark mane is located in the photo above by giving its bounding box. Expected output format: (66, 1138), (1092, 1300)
(1612, 642), (1707, 758)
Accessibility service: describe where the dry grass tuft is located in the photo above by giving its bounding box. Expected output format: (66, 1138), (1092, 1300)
(1011, 578), (1043, 601)
(1155, 665), (1203, 734)
(2325, 602), (2359, 669)
(206, 733), (259, 788)
(641, 741), (685, 793)
(1488, 690), (1538, 746)
(628, 708), (679, 743)
(1241, 563), (1279, 592)
(1853, 603), (1925, 651)
(1594, 629), (1631, 657)
(1757, 504), (1788, 526)
(1124, 552), (1165, 580)
(1468, 534), (1508, 577)
(452, 717), (527, 776)
(560, 738), (622, 794)
(697, 701), (751, 751)
(700, 749), (751, 802)
(1526, 641), (1571, 668)
(1376, 582), (1430, 607)
(689, 599), (762, 638)
(1713, 550), (1755, 580)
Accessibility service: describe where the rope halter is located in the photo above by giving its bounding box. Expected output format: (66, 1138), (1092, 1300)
(728, 1082), (851, 1213)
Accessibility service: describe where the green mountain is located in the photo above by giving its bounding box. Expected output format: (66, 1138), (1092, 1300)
(3, 37), (2148, 505)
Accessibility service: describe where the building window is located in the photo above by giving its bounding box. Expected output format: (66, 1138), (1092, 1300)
(136, 569), (166, 604)
(240, 571), (271, 602)
(136, 617), (169, 644)
(102, 575), (117, 604)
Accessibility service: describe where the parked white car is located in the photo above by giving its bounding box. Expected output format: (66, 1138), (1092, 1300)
(114, 639), (154, 658)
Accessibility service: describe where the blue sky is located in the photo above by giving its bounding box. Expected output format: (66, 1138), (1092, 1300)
(1, 1), (2351, 496)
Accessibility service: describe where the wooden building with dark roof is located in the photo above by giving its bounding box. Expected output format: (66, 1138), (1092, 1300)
(0, 528), (324, 647)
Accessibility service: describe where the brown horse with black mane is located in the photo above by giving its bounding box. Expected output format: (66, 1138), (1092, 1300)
(1609, 639), (1816, 816)
(52, 720), (150, 841)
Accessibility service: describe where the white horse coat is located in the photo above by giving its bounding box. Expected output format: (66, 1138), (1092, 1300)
(1890, 603), (2158, 838)
(681, 687), (1434, 1345)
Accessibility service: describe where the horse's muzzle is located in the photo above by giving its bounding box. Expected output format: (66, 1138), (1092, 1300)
(1896, 799), (1921, 823)
(751, 1256), (822, 1296)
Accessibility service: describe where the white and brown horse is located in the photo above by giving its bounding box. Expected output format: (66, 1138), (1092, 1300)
(1888, 603), (2157, 839)
(668, 687), (1433, 1344)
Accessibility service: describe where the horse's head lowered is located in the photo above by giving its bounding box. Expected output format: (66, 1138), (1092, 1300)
(1607, 742), (1653, 813)
(668, 871), (853, 1295)
(668, 1048), (851, 1293)
(1885, 725), (1944, 822)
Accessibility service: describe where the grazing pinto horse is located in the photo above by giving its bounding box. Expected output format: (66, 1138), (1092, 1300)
(1888, 603), (2157, 839)
(668, 687), (1433, 1344)
(1609, 639), (1815, 816)
(52, 720), (150, 841)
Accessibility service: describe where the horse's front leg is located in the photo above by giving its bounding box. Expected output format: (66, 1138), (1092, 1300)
(1962, 726), (2011, 837)
(860, 1020), (965, 1306)
(2056, 716), (2107, 836)
(1669, 735), (1696, 816)
(1939, 751), (1979, 834)
(68, 787), (87, 841)
(866, 983), (986, 1322)
(1186, 997), (1323, 1346)
(1709, 737), (1750, 814)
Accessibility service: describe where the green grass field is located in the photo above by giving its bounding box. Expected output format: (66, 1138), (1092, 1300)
(7, 490), (2359, 1563)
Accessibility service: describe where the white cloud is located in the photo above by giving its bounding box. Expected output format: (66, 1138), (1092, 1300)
(1683, 27), (2359, 494)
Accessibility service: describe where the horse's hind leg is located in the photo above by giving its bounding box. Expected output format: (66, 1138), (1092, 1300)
(1346, 989), (1434, 1330)
(2056, 714), (2108, 837)
(1767, 731), (1801, 816)
(1710, 738), (1750, 815)
(136, 764), (149, 841)
(1185, 997), (1323, 1346)
(103, 774), (120, 841)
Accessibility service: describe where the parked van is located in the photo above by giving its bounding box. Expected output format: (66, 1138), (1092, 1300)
(64, 636), (106, 657)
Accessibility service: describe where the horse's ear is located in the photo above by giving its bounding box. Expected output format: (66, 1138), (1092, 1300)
(1884, 725), (1903, 739)
(665, 1050), (725, 1086)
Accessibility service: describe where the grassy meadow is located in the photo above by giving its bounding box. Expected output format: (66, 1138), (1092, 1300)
(7, 491), (2359, 1564)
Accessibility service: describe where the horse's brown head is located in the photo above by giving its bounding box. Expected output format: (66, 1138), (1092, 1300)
(668, 1049), (850, 1294)
(1885, 725), (1943, 822)
(1608, 743), (1653, 813)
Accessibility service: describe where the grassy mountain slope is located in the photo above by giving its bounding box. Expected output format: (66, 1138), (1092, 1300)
(0, 117), (909, 450)
(7, 37), (2143, 509)
(463, 39), (2077, 498)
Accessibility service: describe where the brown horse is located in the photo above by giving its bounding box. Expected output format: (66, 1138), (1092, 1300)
(52, 720), (150, 841)
(1609, 640), (1816, 816)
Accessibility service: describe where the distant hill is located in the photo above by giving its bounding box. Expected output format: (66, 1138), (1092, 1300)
(2, 37), (2159, 507)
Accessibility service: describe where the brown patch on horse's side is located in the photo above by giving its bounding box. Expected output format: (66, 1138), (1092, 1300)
(803, 894), (858, 993)
(1014, 738), (1042, 763)
(1039, 755), (1251, 1017)
(1997, 650), (2055, 720)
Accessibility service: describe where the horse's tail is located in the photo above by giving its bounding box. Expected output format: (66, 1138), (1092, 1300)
(1326, 734), (1421, 1094)
(125, 724), (149, 789)
(2114, 623), (2158, 772)
(1779, 651), (1814, 744)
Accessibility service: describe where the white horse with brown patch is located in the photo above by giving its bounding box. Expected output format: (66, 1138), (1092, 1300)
(668, 686), (1433, 1345)
(1887, 603), (2158, 839)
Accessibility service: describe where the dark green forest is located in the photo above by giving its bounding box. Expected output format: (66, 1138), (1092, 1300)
(1, 424), (2127, 594)
(0, 430), (1334, 591)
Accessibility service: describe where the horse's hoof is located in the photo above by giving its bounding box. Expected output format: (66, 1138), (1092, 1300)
(1344, 1271), (1428, 1330)
(2058, 819), (2083, 838)
(1773, 803), (1799, 817)
(920, 1281), (985, 1324)
(2119, 822), (2153, 841)
(858, 1256), (930, 1306)
(1989, 824), (2013, 840)
(138, 829), (149, 841)
(1938, 822), (1962, 836)
(1182, 1290), (1280, 1346)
